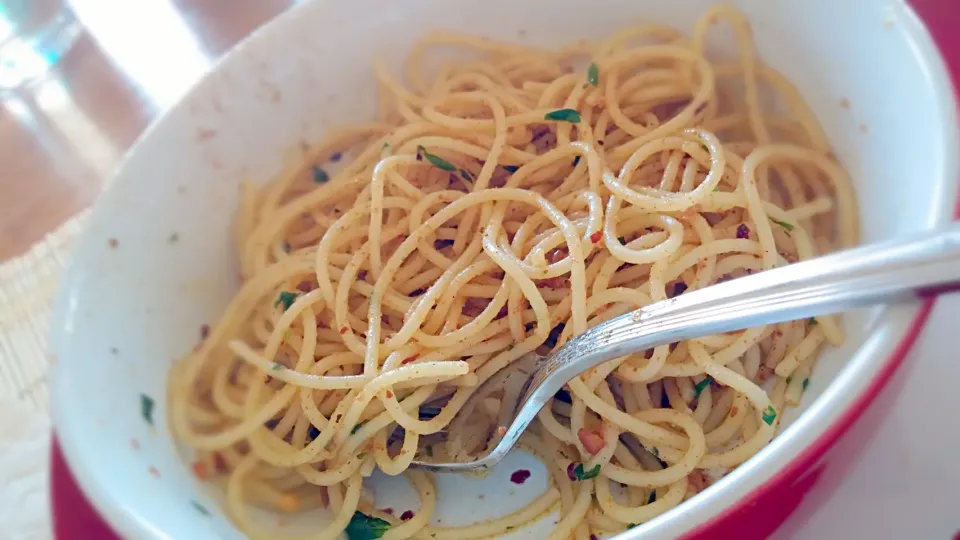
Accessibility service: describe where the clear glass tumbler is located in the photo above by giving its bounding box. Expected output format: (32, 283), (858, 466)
(0, 0), (82, 91)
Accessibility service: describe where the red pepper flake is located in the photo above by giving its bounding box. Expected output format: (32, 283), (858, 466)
(339, 326), (349, 335)
(197, 128), (217, 141)
(536, 276), (569, 289)
(590, 231), (602, 243)
(510, 469), (532, 484)
(191, 461), (209, 479)
(577, 428), (606, 455)
(148, 466), (160, 478)
(401, 354), (420, 365)
(400, 510), (415, 521)
(213, 452), (228, 473)
(546, 248), (568, 264)
(385, 390), (393, 398)
(382, 508), (394, 515)
(130, 438), (140, 451)
(736, 223), (750, 239)
(296, 280), (315, 293)
(688, 469), (711, 491)
(108, 238), (118, 249)
(729, 406), (739, 417)
(199, 324), (210, 340)
(756, 365), (773, 382)
(496, 426), (507, 436)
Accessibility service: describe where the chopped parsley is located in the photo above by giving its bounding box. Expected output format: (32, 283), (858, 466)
(190, 501), (210, 516)
(345, 511), (390, 539)
(802, 378), (810, 391)
(274, 291), (297, 311)
(271, 362), (285, 371)
(381, 141), (392, 158)
(571, 463), (601, 481)
(544, 108), (581, 123)
(416, 145), (457, 172)
(808, 317), (818, 326)
(770, 217), (794, 232)
(587, 63), (599, 87)
(140, 394), (155, 426)
(312, 165), (329, 183)
(787, 376), (793, 384)
(191, 500), (211, 516)
(458, 168), (473, 182)
(761, 405), (777, 425)
(351, 423), (364, 434)
(502, 165), (520, 173)
(693, 376), (713, 399)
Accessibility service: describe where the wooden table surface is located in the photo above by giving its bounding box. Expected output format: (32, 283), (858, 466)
(0, 0), (295, 262)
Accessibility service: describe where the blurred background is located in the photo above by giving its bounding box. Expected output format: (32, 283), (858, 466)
(0, 0), (298, 262)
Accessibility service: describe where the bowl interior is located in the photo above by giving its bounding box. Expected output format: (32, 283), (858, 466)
(50, 0), (957, 538)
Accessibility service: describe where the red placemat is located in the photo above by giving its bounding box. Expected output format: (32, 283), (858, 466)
(49, 1), (960, 538)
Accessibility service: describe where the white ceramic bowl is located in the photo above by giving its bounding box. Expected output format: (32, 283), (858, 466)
(50, 0), (958, 538)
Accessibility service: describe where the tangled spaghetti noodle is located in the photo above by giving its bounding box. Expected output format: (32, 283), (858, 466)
(170, 5), (858, 539)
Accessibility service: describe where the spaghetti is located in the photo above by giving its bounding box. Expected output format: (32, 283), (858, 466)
(170, 5), (858, 539)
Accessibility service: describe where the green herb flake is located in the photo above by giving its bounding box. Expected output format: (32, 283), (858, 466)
(629, 522), (640, 529)
(544, 108), (581, 123)
(168, 232), (179, 243)
(380, 141), (392, 158)
(274, 291), (298, 311)
(191, 500), (211, 516)
(416, 145), (457, 172)
(808, 317), (818, 326)
(502, 165), (520, 173)
(651, 447), (659, 458)
(786, 376), (793, 384)
(271, 362), (285, 371)
(312, 165), (330, 183)
(647, 490), (657, 504)
(770, 217), (794, 232)
(573, 463), (601, 481)
(140, 394), (155, 426)
(761, 405), (777, 425)
(345, 510), (391, 540)
(458, 168), (473, 182)
(351, 423), (364, 434)
(693, 376), (713, 399)
(802, 378), (810, 391)
(587, 62), (599, 87)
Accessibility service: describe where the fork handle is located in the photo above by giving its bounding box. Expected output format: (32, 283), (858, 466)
(531, 222), (960, 406)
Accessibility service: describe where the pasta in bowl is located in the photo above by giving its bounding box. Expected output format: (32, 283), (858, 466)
(49, 0), (958, 539)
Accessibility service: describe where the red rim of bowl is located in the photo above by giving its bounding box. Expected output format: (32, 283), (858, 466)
(50, 0), (960, 538)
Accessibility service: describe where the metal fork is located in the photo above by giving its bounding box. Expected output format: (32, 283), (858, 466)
(410, 222), (960, 473)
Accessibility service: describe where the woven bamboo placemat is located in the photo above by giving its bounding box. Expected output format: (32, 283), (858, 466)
(0, 213), (87, 413)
